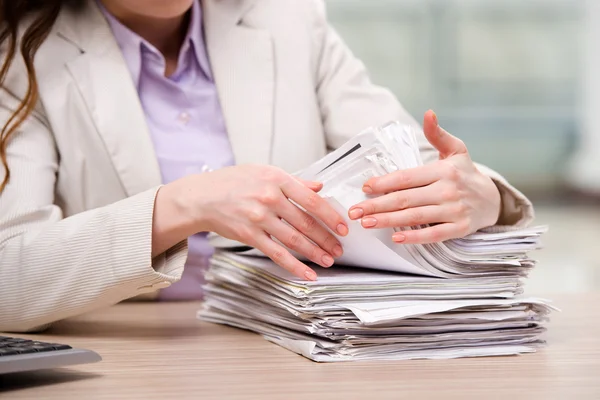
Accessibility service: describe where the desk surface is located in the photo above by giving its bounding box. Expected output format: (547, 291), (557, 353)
(1, 293), (599, 400)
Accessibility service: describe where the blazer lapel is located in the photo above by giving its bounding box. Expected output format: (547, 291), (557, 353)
(203, 0), (275, 165)
(56, 1), (162, 197)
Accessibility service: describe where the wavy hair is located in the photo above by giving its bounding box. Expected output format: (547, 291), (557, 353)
(0, 0), (82, 192)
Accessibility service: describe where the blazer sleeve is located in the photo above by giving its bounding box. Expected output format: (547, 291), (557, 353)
(0, 87), (187, 333)
(308, 0), (534, 229)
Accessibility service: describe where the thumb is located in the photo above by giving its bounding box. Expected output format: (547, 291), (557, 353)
(423, 110), (468, 159)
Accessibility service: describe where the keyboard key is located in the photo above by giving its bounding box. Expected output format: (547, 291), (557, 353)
(30, 345), (58, 352)
(9, 346), (38, 354)
(5, 338), (28, 344)
(0, 348), (19, 356)
(51, 344), (72, 351)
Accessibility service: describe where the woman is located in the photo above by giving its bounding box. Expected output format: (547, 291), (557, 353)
(0, 0), (533, 332)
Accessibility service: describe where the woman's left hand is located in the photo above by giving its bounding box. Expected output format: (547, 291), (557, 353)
(348, 110), (501, 244)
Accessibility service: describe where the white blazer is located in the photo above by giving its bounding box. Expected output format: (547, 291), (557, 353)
(0, 0), (533, 332)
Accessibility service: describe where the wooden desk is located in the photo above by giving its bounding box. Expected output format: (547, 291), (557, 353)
(1, 293), (599, 399)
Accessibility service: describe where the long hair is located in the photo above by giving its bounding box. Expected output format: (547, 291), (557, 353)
(0, 1), (78, 193)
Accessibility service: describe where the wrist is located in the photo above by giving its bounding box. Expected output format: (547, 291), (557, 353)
(151, 178), (204, 256)
(489, 178), (503, 226)
(166, 174), (213, 233)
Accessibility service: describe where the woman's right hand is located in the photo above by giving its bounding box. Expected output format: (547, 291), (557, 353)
(176, 165), (349, 280)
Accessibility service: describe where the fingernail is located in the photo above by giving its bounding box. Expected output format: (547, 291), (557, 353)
(333, 244), (343, 257)
(362, 217), (377, 228)
(393, 233), (406, 242)
(349, 208), (364, 220)
(363, 185), (373, 194)
(431, 111), (438, 126)
(336, 223), (348, 236)
(304, 270), (317, 281)
(321, 254), (334, 267)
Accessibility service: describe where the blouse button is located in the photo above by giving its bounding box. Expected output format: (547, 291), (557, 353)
(178, 111), (191, 125)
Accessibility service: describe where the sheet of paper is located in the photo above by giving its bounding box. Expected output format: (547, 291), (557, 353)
(208, 121), (545, 278)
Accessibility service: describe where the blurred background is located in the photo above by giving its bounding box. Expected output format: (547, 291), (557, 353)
(326, 0), (600, 294)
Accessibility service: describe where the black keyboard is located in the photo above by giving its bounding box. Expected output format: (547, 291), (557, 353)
(0, 335), (101, 374)
(0, 336), (72, 356)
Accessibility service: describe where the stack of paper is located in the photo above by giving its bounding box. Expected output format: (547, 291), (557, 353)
(198, 122), (555, 362)
(199, 254), (553, 361)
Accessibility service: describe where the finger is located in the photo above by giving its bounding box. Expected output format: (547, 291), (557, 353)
(423, 110), (468, 159)
(264, 217), (335, 269)
(363, 163), (441, 195)
(294, 177), (323, 192)
(349, 183), (443, 220)
(360, 205), (453, 229)
(280, 180), (349, 237)
(278, 200), (344, 258)
(254, 233), (318, 281)
(392, 222), (470, 245)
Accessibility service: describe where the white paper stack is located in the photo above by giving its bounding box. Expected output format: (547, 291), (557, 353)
(198, 122), (555, 362)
